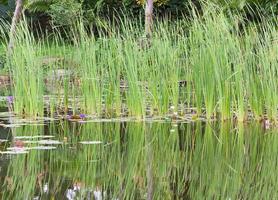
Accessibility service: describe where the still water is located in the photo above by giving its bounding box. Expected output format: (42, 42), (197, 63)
(0, 119), (277, 199)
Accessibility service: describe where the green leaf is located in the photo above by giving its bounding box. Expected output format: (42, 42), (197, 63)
(26, 0), (53, 12)
(0, 0), (9, 5)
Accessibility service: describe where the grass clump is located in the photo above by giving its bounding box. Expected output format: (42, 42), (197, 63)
(0, 5), (277, 122)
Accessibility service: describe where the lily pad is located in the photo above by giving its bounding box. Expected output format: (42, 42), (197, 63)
(20, 140), (39, 144)
(35, 117), (57, 121)
(79, 141), (103, 145)
(0, 124), (24, 128)
(7, 147), (29, 151)
(0, 112), (15, 117)
(7, 146), (57, 151)
(38, 140), (62, 145)
(0, 150), (29, 154)
(14, 135), (55, 140)
(29, 146), (57, 150)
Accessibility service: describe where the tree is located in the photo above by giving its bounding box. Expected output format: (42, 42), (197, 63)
(2, 0), (53, 55)
(145, 0), (153, 38)
(7, 0), (23, 55)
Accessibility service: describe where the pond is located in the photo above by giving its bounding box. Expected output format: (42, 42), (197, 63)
(0, 115), (277, 199)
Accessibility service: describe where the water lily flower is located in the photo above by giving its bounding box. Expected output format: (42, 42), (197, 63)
(73, 181), (83, 191)
(43, 184), (49, 193)
(14, 140), (24, 148)
(6, 96), (13, 104)
(66, 114), (86, 121)
(79, 114), (86, 119)
(94, 189), (102, 200)
(263, 119), (271, 130)
(66, 188), (76, 200)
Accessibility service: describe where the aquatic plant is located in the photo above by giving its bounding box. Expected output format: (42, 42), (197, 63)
(0, 4), (277, 122)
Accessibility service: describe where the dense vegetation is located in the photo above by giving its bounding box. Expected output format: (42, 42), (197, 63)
(0, 0), (277, 28)
(0, 2), (277, 199)
(0, 0), (277, 122)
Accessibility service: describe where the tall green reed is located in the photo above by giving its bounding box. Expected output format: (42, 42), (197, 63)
(0, 5), (277, 122)
(8, 21), (44, 117)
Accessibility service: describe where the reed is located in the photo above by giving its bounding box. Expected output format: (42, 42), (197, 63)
(8, 20), (44, 117)
(0, 4), (277, 122)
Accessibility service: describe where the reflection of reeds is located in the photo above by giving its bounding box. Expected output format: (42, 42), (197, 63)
(0, 5), (277, 122)
(0, 121), (277, 199)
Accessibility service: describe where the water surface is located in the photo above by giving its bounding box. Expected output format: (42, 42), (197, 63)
(0, 120), (277, 199)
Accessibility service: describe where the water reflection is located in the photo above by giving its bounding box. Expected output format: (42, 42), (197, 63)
(0, 121), (277, 199)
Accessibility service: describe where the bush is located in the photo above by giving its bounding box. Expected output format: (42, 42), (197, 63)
(0, 0), (15, 20)
(48, 0), (82, 27)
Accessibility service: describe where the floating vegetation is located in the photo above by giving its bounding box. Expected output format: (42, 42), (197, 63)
(4, 146), (56, 153)
(6, 147), (26, 151)
(0, 149), (28, 154)
(79, 141), (103, 145)
(27, 146), (57, 150)
(14, 135), (55, 139)
(18, 140), (38, 144)
(37, 140), (62, 145)
(0, 112), (15, 117)
(0, 124), (24, 128)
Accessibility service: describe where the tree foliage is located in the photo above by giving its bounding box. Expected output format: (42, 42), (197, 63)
(0, 0), (277, 26)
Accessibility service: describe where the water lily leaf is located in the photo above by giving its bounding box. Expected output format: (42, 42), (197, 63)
(0, 124), (24, 128)
(170, 129), (175, 133)
(38, 140), (62, 145)
(28, 146), (57, 150)
(35, 117), (57, 121)
(7, 147), (29, 151)
(14, 135), (55, 139)
(20, 140), (38, 144)
(7, 146), (57, 151)
(0, 112), (15, 117)
(79, 141), (103, 145)
(0, 150), (29, 154)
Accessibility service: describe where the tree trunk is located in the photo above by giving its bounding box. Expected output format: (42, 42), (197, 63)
(146, 124), (154, 200)
(145, 0), (153, 38)
(8, 0), (23, 56)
